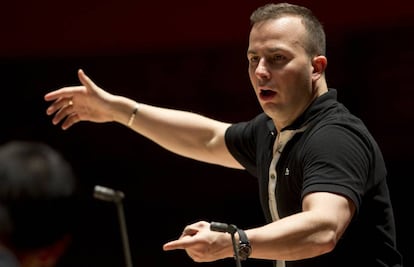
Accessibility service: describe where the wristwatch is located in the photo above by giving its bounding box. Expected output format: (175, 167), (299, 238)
(236, 228), (252, 260)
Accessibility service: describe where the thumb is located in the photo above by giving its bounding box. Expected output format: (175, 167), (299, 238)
(77, 69), (96, 88)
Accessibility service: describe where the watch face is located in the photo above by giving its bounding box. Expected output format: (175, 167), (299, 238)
(238, 244), (252, 260)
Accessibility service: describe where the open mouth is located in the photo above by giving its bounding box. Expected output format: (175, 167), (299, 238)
(260, 89), (276, 98)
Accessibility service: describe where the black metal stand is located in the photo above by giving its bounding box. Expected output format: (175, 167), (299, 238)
(210, 221), (242, 267)
(94, 185), (133, 267)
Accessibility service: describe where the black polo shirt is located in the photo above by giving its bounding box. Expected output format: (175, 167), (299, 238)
(225, 89), (402, 267)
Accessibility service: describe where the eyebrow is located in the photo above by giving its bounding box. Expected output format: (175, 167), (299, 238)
(247, 46), (286, 56)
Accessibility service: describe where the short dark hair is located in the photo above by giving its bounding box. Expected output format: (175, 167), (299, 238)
(0, 140), (78, 250)
(250, 2), (326, 56)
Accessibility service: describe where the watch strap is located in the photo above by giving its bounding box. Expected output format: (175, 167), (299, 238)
(236, 228), (251, 260)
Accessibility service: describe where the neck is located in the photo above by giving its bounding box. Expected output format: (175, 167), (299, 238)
(273, 83), (328, 132)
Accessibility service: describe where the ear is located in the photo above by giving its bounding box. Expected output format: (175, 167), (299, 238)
(311, 55), (327, 81)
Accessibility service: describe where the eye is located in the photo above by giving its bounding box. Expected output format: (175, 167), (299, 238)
(248, 55), (260, 64)
(269, 54), (286, 64)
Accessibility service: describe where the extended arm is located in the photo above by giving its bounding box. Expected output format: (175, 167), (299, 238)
(44, 69), (242, 169)
(163, 191), (355, 262)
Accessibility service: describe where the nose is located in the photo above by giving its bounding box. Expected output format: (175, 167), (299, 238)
(255, 59), (270, 79)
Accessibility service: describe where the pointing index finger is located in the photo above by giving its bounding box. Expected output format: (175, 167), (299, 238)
(163, 235), (195, 251)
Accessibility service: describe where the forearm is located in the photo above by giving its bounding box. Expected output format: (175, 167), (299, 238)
(246, 211), (338, 261)
(110, 97), (239, 167)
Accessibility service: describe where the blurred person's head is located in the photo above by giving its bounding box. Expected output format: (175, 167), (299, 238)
(0, 140), (78, 267)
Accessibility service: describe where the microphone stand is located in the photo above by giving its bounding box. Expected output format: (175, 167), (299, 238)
(94, 185), (133, 267)
(210, 221), (242, 267)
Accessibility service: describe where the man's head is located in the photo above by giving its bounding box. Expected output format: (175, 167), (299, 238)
(247, 3), (328, 129)
(0, 140), (78, 267)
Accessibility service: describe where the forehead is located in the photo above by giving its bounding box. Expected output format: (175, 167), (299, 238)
(248, 16), (306, 53)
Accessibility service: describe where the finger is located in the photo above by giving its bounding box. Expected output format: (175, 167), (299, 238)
(78, 69), (96, 88)
(44, 86), (84, 102)
(50, 100), (75, 124)
(46, 97), (72, 116)
(61, 113), (79, 130)
(163, 235), (195, 251)
(182, 227), (198, 237)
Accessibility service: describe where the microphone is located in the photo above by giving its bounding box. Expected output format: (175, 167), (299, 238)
(94, 185), (125, 202)
(210, 221), (237, 234)
(94, 185), (133, 267)
(210, 221), (242, 267)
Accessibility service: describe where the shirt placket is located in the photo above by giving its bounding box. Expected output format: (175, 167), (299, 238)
(268, 126), (307, 267)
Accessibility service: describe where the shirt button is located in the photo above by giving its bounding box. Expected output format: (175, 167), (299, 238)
(270, 173), (276, 179)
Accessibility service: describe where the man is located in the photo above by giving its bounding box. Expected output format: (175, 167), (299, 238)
(0, 141), (78, 267)
(43, 2), (402, 267)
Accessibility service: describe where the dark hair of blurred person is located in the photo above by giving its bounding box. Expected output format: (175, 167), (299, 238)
(0, 140), (79, 267)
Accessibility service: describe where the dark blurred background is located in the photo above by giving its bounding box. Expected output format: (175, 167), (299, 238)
(1, 0), (413, 266)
